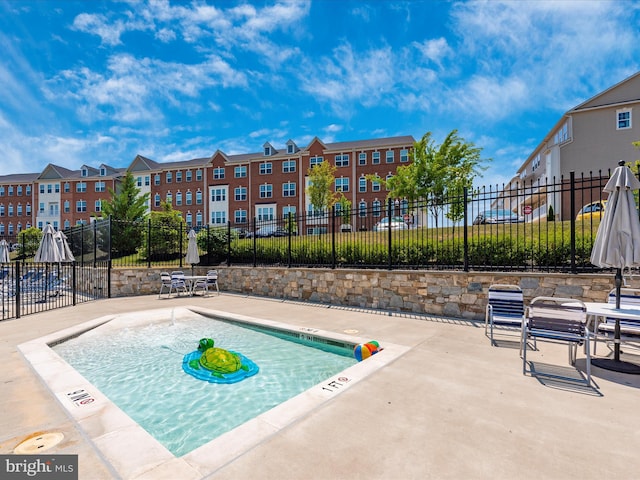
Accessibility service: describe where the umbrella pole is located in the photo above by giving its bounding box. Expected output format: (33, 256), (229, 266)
(614, 267), (622, 362)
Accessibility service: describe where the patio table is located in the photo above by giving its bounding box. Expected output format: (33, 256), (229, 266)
(183, 275), (207, 296)
(584, 302), (640, 374)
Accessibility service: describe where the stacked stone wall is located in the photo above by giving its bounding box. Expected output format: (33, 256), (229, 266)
(110, 266), (635, 320)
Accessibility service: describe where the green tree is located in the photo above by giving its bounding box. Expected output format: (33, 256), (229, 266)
(336, 193), (352, 230)
(17, 226), (42, 258)
(384, 130), (488, 227)
(139, 201), (186, 261)
(101, 171), (150, 257)
(306, 160), (338, 215)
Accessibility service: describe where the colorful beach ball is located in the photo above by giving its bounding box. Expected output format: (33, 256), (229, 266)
(353, 341), (380, 361)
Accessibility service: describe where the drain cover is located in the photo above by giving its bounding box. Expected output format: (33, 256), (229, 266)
(343, 329), (359, 334)
(14, 432), (64, 454)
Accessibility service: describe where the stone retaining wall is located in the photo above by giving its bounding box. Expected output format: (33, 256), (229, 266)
(110, 266), (636, 320)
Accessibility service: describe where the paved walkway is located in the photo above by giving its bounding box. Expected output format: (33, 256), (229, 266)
(1, 293), (640, 479)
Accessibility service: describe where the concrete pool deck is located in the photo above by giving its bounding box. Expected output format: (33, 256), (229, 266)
(1, 293), (640, 479)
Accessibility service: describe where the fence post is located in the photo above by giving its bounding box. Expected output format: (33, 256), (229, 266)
(15, 261), (20, 319)
(331, 207), (336, 269)
(570, 171), (576, 274)
(147, 218), (151, 269)
(387, 198), (393, 270)
(287, 212), (292, 268)
(80, 224), (85, 267)
(252, 217), (257, 267)
(93, 220), (97, 268)
(227, 221), (232, 266)
(72, 262), (77, 305)
(179, 222), (183, 269)
(463, 187), (469, 272)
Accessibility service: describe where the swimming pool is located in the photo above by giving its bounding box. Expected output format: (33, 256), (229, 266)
(52, 309), (358, 456)
(18, 306), (409, 479)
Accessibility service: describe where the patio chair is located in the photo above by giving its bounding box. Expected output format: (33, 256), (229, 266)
(591, 288), (640, 354)
(485, 284), (525, 345)
(192, 270), (219, 297)
(522, 296), (592, 386)
(170, 271), (188, 296)
(158, 272), (177, 298)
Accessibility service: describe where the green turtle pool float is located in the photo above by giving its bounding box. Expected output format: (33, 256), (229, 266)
(182, 338), (259, 384)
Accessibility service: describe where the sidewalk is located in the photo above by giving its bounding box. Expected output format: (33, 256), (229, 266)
(1, 293), (640, 479)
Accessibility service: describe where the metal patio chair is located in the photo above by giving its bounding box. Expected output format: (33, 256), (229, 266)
(485, 284), (525, 346)
(192, 270), (219, 297)
(522, 296), (592, 386)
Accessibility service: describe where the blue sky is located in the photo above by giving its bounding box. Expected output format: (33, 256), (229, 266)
(1, 0), (639, 187)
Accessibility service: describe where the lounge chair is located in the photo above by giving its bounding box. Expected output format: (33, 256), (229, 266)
(522, 296), (592, 386)
(485, 284), (525, 345)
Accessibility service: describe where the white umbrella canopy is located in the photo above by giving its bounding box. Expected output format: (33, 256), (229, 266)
(54, 230), (75, 262)
(0, 239), (10, 263)
(186, 229), (200, 273)
(34, 224), (62, 263)
(590, 160), (640, 371)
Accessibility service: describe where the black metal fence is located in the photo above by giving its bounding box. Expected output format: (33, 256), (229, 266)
(49, 169), (623, 273)
(0, 261), (110, 321)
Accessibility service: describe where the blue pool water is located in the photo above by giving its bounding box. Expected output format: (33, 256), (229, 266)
(52, 312), (357, 456)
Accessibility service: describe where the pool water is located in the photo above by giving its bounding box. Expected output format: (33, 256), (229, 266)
(52, 312), (357, 456)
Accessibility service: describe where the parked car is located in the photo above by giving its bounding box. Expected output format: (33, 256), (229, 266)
(247, 225), (296, 238)
(473, 209), (523, 225)
(373, 216), (408, 232)
(575, 200), (607, 221)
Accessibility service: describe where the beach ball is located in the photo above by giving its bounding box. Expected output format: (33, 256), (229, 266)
(365, 341), (380, 354)
(353, 343), (372, 362)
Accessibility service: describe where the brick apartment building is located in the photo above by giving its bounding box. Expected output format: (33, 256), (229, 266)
(0, 134), (415, 240)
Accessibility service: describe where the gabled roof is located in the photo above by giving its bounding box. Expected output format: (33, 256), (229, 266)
(572, 71), (640, 111)
(37, 164), (78, 180)
(0, 172), (40, 184)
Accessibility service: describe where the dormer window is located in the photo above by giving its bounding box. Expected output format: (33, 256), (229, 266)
(287, 144), (294, 154)
(100, 167), (106, 176)
(264, 146), (272, 156)
(81, 167), (88, 177)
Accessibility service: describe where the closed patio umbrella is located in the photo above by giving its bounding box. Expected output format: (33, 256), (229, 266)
(186, 229), (200, 275)
(35, 224), (62, 263)
(590, 160), (640, 373)
(54, 230), (75, 262)
(0, 239), (10, 263)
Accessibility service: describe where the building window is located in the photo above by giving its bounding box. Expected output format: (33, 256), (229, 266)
(186, 170), (192, 182)
(385, 174), (394, 190)
(8, 186), (13, 196)
(39, 185), (44, 194)
(617, 108), (632, 130)
(186, 213), (192, 226)
(287, 143), (295, 154)
(386, 150), (394, 163)
(145, 176), (150, 186)
(400, 149), (409, 162)
(166, 192), (172, 205)
(260, 163), (272, 175)
(154, 174), (161, 185)
(372, 200), (382, 217)
(196, 212), (203, 226)
(283, 206), (296, 217)
(8, 204), (13, 216)
(47, 184), (52, 194)
(211, 188), (226, 202)
(358, 201), (367, 217)
(372, 179), (381, 192)
(283, 160), (296, 173)
(0, 187), (4, 196)
(17, 186), (22, 195)
(17, 204), (22, 215)
(359, 153), (367, 165)
(358, 177), (367, 193)
(335, 177), (349, 192)
(26, 203), (31, 215)
(76, 182), (86, 193)
(259, 184), (273, 198)
(235, 166), (247, 178)
(137, 176), (142, 187)
(64, 220), (70, 229)
(235, 209), (247, 224)
(372, 152), (380, 164)
(335, 154), (349, 167)
(235, 187), (247, 201)
(175, 192), (182, 206)
(95, 200), (102, 212)
(196, 190), (203, 204)
(310, 156), (323, 168)
(64, 200), (70, 213)
(154, 193), (161, 207)
(166, 172), (172, 183)
(185, 191), (192, 205)
(264, 145), (272, 156)
(257, 206), (274, 221)
(213, 167), (225, 179)
(95, 181), (105, 192)
(100, 167), (106, 176)
(176, 171), (182, 182)
(76, 200), (87, 213)
(283, 182), (296, 197)
(26, 185), (31, 195)
(211, 211), (226, 225)
(81, 167), (88, 177)
(38, 203), (44, 213)
(196, 169), (203, 181)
